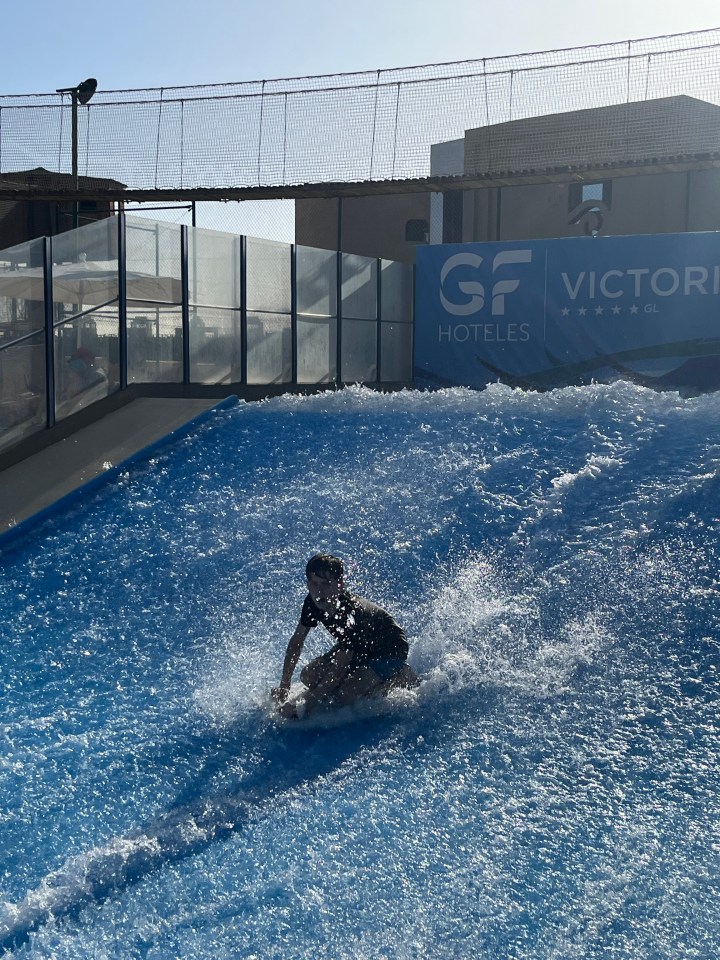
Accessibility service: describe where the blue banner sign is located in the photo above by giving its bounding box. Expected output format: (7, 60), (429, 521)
(415, 233), (720, 394)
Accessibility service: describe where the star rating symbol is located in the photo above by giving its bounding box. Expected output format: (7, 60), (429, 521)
(612, 305), (621, 315)
(578, 306), (587, 316)
(629, 304), (639, 315)
(594, 305), (604, 316)
(561, 307), (570, 317)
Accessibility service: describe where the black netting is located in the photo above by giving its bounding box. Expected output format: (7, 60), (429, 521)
(1, 29), (720, 194)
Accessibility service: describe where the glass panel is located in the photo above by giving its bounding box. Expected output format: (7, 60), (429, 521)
(247, 312), (292, 384)
(53, 217), (118, 267)
(296, 245), (337, 317)
(0, 238), (48, 337)
(127, 305), (183, 383)
(51, 219), (120, 323)
(246, 238), (291, 313)
(297, 315), (336, 384)
(381, 259), (413, 324)
(342, 254), (377, 320)
(0, 333), (47, 452)
(380, 322), (413, 382)
(188, 228), (241, 309)
(341, 318), (377, 382)
(54, 310), (117, 421)
(189, 308), (242, 385)
(125, 217), (182, 298)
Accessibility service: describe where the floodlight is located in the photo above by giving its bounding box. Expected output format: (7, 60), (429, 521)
(77, 79), (98, 105)
(55, 78), (98, 104)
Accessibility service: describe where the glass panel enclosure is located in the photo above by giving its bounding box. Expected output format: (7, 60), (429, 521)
(189, 306), (242, 385)
(124, 219), (183, 384)
(54, 310), (116, 421)
(0, 214), (416, 455)
(342, 254), (377, 382)
(297, 245), (337, 383)
(342, 317), (377, 382)
(341, 254), (377, 320)
(297, 316), (337, 383)
(188, 228), (242, 384)
(247, 238), (291, 383)
(127, 306), (183, 384)
(247, 313), (292, 384)
(380, 323), (413, 381)
(0, 238), (48, 449)
(297, 246), (337, 317)
(0, 332), (47, 452)
(125, 217), (182, 288)
(246, 238), (291, 313)
(380, 259), (413, 382)
(381, 259), (413, 324)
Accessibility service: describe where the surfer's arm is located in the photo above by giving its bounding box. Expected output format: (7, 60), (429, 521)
(272, 622), (310, 702)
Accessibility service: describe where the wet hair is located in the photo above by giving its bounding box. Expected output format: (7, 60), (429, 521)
(305, 553), (344, 582)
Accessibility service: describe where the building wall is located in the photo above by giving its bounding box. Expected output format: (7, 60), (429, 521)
(461, 169), (720, 243)
(296, 193), (430, 264)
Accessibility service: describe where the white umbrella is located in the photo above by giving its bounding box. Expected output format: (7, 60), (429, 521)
(0, 259), (182, 306)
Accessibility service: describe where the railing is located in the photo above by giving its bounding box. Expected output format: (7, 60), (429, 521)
(0, 215), (414, 455)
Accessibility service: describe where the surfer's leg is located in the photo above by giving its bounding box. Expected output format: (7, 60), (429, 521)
(386, 663), (421, 689)
(300, 649), (339, 689)
(330, 665), (384, 706)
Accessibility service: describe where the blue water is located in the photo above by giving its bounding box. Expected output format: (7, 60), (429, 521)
(0, 383), (718, 959)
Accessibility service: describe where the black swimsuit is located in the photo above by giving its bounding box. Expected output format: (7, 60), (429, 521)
(300, 592), (408, 669)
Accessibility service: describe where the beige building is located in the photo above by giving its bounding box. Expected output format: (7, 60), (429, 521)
(295, 96), (720, 259)
(295, 192), (431, 264)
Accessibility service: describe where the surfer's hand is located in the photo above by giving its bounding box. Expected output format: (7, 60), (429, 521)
(271, 685), (289, 703)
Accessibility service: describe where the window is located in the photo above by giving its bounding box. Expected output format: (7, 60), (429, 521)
(568, 181), (612, 211)
(405, 219), (429, 243)
(442, 191), (464, 243)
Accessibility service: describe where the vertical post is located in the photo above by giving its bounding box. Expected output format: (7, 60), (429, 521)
(43, 237), (56, 429)
(290, 243), (298, 384)
(180, 224), (190, 385)
(336, 249), (343, 386)
(411, 262), (416, 384)
(376, 258), (382, 384)
(71, 91), (79, 231)
(117, 212), (127, 389)
(240, 235), (248, 385)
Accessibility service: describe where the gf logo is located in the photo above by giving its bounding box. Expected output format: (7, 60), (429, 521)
(439, 249), (533, 316)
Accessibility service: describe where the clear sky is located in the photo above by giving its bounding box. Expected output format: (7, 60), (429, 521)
(1, 0), (718, 94)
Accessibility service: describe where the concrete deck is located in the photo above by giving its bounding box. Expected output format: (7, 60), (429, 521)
(0, 397), (217, 534)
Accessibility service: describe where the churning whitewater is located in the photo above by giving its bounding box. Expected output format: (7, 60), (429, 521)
(0, 383), (718, 959)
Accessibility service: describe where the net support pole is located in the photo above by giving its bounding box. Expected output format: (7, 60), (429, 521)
(180, 224), (190, 384)
(43, 237), (55, 430)
(117, 213), (128, 390)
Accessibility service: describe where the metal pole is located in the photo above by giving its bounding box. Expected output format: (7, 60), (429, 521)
(118, 213), (128, 389)
(180, 225), (190, 384)
(336, 248), (343, 386)
(376, 258), (382, 384)
(71, 91), (78, 231)
(290, 243), (297, 384)
(43, 237), (56, 429)
(240, 235), (248, 384)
